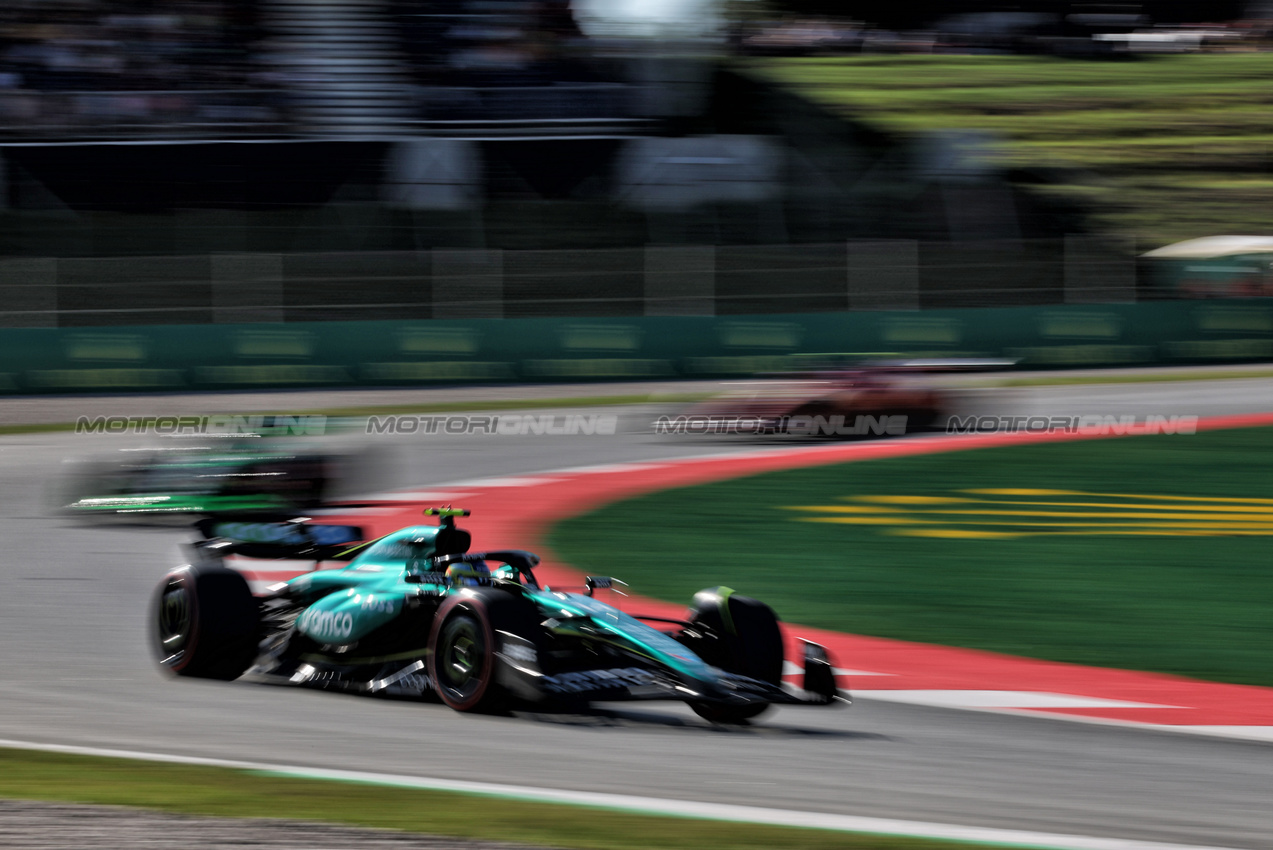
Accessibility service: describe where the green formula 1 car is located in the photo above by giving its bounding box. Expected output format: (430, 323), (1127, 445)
(152, 509), (845, 723)
(60, 444), (332, 517)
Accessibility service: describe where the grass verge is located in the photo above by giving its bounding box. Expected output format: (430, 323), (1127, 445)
(550, 426), (1273, 687)
(973, 367), (1273, 387)
(0, 422), (82, 437)
(0, 747), (992, 850)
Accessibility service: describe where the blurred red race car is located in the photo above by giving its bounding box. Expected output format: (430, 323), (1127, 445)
(674, 360), (1005, 438)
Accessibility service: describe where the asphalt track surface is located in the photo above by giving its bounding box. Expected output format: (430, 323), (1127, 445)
(3, 377), (1273, 849)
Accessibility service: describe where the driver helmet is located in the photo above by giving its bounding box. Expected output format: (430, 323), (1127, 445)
(444, 560), (491, 587)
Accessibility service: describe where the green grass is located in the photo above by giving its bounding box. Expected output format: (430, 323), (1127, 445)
(747, 54), (1273, 246)
(0, 422), (82, 436)
(550, 426), (1273, 686)
(975, 367), (1273, 387)
(0, 748), (996, 850)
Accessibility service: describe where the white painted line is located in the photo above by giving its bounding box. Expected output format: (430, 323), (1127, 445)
(942, 711), (1273, 745)
(782, 661), (891, 677)
(554, 462), (667, 475)
(307, 505), (410, 515)
(224, 558), (323, 573)
(646, 446), (828, 463)
(0, 738), (1243, 850)
(441, 477), (561, 488)
(1182, 726), (1273, 742)
(374, 491), (472, 502)
(854, 690), (1178, 710)
(409, 446), (842, 495)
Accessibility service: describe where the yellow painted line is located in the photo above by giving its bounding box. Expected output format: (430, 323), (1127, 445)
(851, 495), (978, 505)
(965, 489), (1273, 505)
(846, 495), (1273, 514)
(794, 505), (1273, 521)
(887, 528), (1013, 539)
(800, 515), (933, 525)
(787, 488), (1273, 538)
(929, 509), (1273, 521)
(796, 516), (1273, 531)
(781, 505), (901, 514)
(963, 488), (1086, 497)
(889, 528), (1027, 539)
(891, 527), (1273, 540)
(970, 500), (1273, 514)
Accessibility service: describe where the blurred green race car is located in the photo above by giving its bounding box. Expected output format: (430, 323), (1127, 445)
(61, 443), (332, 517)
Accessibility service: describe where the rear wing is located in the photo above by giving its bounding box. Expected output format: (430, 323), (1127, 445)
(192, 516), (367, 562)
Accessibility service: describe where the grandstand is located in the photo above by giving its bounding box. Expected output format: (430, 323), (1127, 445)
(0, 1), (1128, 326)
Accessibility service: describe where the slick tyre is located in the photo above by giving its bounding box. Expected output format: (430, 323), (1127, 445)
(430, 590), (543, 713)
(684, 588), (784, 724)
(152, 564), (259, 680)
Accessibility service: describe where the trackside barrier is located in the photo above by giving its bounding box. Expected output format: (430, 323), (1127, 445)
(0, 300), (1269, 394)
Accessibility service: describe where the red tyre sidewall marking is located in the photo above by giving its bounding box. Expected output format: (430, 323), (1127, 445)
(160, 567), (200, 674)
(428, 594), (495, 711)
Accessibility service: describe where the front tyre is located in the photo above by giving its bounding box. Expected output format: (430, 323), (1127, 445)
(152, 564), (259, 680)
(683, 587), (785, 724)
(429, 590), (546, 713)
(429, 596), (503, 712)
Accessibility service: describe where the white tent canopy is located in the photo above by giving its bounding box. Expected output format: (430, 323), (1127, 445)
(573, 0), (724, 39)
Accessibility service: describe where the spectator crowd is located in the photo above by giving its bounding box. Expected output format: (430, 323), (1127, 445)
(0, 0), (275, 134)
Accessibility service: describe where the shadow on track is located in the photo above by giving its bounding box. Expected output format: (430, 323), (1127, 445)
(515, 705), (887, 741)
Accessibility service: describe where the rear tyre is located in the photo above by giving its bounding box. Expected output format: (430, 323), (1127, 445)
(152, 564), (259, 680)
(682, 588), (784, 724)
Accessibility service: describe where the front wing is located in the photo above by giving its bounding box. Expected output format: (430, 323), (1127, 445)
(244, 626), (846, 711)
(495, 632), (847, 709)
